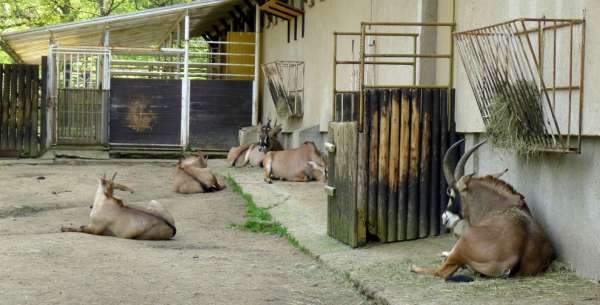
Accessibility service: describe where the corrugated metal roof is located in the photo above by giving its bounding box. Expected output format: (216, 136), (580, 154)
(0, 0), (242, 64)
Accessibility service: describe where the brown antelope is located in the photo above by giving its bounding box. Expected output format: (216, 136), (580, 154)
(411, 139), (555, 280)
(61, 174), (176, 240)
(173, 154), (225, 194)
(227, 120), (283, 167)
(263, 141), (327, 183)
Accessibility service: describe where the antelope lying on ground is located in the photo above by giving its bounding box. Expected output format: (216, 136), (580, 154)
(411, 140), (555, 280)
(263, 141), (327, 183)
(61, 174), (176, 240)
(173, 154), (225, 194)
(227, 120), (283, 167)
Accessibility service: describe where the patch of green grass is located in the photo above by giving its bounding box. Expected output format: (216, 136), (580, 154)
(226, 175), (308, 254)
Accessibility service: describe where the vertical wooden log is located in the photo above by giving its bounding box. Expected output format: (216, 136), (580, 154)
(440, 89), (449, 230)
(356, 98), (369, 246)
(367, 90), (379, 237)
(16, 65), (26, 153)
(327, 124), (336, 237)
(1, 65), (9, 149)
(8, 65), (18, 150)
(386, 90), (400, 241)
(419, 89), (432, 238)
(397, 90), (410, 241)
(407, 90), (421, 240)
(0, 64), (3, 147)
(22, 66), (33, 156)
(30, 66), (39, 156)
(377, 90), (390, 242)
(41, 57), (48, 151)
(430, 89), (441, 235)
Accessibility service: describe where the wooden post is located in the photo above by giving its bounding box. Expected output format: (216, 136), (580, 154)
(397, 89), (411, 241)
(17, 65), (27, 153)
(0, 64), (3, 149)
(419, 89), (432, 238)
(22, 66), (33, 156)
(407, 90), (421, 240)
(41, 57), (48, 152)
(356, 104), (369, 246)
(440, 89), (449, 230)
(2, 65), (10, 149)
(30, 65), (39, 156)
(252, 2), (260, 125)
(367, 90), (379, 236)
(387, 89), (400, 241)
(430, 89), (441, 235)
(377, 90), (390, 241)
(9, 65), (18, 150)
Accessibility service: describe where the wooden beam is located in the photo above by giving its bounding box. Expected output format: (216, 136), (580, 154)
(219, 18), (230, 32)
(0, 38), (24, 63)
(156, 13), (185, 48)
(235, 5), (254, 28)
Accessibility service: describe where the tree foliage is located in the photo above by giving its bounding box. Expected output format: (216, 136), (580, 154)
(0, 0), (192, 63)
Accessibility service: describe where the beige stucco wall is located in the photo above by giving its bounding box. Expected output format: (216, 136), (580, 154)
(453, 0), (595, 135)
(260, 0), (427, 143)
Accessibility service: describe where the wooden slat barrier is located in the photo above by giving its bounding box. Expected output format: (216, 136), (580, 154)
(327, 87), (460, 246)
(0, 64), (42, 157)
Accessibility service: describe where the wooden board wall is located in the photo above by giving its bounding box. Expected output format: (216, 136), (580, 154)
(226, 32), (255, 80)
(0, 64), (41, 157)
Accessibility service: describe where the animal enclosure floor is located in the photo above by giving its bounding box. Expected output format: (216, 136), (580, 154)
(0, 161), (369, 305)
(224, 161), (600, 305)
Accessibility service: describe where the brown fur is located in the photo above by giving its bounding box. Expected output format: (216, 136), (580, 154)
(412, 175), (555, 280)
(263, 141), (327, 183)
(61, 176), (176, 240)
(173, 155), (225, 194)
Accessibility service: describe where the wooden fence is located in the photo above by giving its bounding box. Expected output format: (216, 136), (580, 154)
(327, 88), (461, 247)
(0, 64), (42, 157)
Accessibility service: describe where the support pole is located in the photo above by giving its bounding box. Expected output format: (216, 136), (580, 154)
(252, 2), (261, 126)
(46, 42), (55, 147)
(102, 30), (110, 144)
(181, 11), (190, 147)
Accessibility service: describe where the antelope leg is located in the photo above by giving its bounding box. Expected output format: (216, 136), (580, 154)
(61, 223), (106, 235)
(112, 182), (134, 193)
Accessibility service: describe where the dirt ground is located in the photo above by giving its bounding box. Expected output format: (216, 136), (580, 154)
(0, 161), (370, 305)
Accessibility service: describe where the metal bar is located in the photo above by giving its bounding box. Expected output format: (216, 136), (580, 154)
(189, 51), (255, 57)
(365, 84), (451, 89)
(455, 18), (582, 35)
(336, 60), (415, 65)
(181, 11), (189, 147)
(111, 60), (255, 67)
(364, 53), (451, 58)
(542, 86), (581, 91)
(358, 23), (365, 131)
(516, 20), (579, 35)
(189, 40), (256, 45)
(552, 21), (557, 110)
(578, 19), (586, 153)
(363, 21), (455, 26)
(332, 32), (337, 121)
(567, 23), (573, 148)
(334, 32), (419, 37)
(252, 2), (260, 126)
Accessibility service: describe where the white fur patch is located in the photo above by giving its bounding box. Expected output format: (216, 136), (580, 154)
(442, 211), (460, 229)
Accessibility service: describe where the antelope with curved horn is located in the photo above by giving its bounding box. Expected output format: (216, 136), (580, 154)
(227, 119), (284, 168)
(61, 173), (176, 240)
(411, 139), (555, 280)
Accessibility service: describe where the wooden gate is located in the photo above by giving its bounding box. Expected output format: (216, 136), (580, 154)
(0, 64), (42, 157)
(327, 88), (461, 247)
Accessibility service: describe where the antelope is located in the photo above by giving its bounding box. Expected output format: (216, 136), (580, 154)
(227, 120), (283, 167)
(173, 154), (225, 194)
(263, 141), (327, 183)
(411, 139), (555, 280)
(61, 174), (176, 240)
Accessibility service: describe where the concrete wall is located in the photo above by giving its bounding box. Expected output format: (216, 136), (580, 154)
(260, 0), (434, 148)
(452, 1), (600, 280)
(463, 134), (600, 280)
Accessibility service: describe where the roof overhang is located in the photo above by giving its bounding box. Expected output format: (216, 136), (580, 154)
(0, 0), (243, 64)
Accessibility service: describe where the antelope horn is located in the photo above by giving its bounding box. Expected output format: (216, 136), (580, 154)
(454, 139), (488, 182)
(443, 139), (464, 187)
(111, 172), (118, 182)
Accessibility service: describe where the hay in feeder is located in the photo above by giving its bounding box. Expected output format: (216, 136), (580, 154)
(486, 80), (547, 156)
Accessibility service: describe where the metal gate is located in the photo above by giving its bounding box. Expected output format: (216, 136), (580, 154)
(51, 47), (109, 145)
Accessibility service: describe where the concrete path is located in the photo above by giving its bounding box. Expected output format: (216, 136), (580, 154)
(222, 160), (600, 305)
(0, 160), (369, 305)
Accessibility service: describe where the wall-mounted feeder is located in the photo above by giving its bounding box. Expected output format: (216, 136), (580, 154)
(455, 17), (585, 154)
(262, 60), (304, 118)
